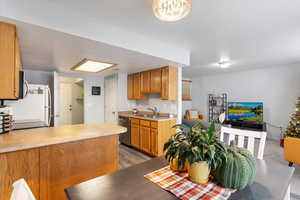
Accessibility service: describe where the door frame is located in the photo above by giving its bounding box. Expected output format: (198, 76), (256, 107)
(53, 73), (84, 126)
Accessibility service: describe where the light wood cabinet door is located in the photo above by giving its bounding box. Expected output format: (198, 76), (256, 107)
(0, 149), (40, 200)
(131, 123), (140, 148)
(140, 126), (151, 153)
(0, 22), (18, 99)
(133, 72), (147, 100)
(127, 74), (134, 100)
(150, 68), (162, 93)
(161, 66), (178, 100)
(150, 128), (158, 156)
(141, 71), (150, 94)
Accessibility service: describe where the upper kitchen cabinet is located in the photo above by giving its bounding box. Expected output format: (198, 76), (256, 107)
(150, 68), (161, 93)
(128, 73), (147, 100)
(0, 22), (22, 99)
(140, 71), (150, 94)
(161, 66), (178, 100)
(127, 66), (177, 100)
(127, 74), (134, 100)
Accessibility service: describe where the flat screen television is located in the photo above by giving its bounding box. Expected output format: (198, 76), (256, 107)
(228, 102), (263, 122)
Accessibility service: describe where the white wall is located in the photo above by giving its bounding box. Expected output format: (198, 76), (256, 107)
(84, 76), (104, 123)
(191, 64), (300, 139)
(116, 72), (136, 112)
(182, 101), (193, 115)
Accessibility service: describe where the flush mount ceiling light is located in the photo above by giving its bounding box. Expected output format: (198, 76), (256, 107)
(218, 59), (231, 69)
(71, 59), (118, 73)
(152, 0), (192, 22)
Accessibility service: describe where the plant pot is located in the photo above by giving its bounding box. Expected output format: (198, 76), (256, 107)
(188, 161), (210, 184)
(284, 137), (300, 165)
(170, 157), (188, 172)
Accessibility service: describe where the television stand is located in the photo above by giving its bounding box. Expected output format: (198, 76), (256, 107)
(224, 120), (267, 132)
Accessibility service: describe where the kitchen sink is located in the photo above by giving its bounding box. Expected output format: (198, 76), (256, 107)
(135, 114), (169, 119)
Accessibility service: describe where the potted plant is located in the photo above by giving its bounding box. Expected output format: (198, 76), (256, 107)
(164, 123), (191, 171)
(284, 97), (300, 166)
(164, 122), (227, 184)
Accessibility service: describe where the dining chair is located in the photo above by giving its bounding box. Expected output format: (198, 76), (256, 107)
(220, 126), (267, 160)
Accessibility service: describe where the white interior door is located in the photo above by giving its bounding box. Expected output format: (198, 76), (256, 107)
(58, 82), (72, 125)
(104, 74), (117, 124)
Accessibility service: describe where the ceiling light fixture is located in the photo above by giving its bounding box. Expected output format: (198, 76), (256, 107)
(71, 59), (117, 73)
(218, 60), (231, 69)
(152, 0), (192, 22)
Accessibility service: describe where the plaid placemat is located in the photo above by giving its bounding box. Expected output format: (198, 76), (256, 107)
(144, 166), (236, 200)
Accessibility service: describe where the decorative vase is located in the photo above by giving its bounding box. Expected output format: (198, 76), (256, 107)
(170, 157), (188, 172)
(188, 161), (210, 184)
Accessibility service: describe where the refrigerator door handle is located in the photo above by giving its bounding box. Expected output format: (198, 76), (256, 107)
(47, 87), (52, 127)
(24, 80), (29, 98)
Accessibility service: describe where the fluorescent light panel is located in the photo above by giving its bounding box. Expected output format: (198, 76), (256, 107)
(72, 59), (117, 73)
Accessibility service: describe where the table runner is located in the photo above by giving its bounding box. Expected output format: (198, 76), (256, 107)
(145, 166), (236, 200)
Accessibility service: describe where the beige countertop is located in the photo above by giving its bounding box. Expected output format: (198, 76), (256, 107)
(118, 111), (177, 121)
(0, 123), (127, 154)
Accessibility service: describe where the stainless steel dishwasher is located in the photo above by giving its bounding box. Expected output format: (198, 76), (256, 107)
(118, 116), (131, 146)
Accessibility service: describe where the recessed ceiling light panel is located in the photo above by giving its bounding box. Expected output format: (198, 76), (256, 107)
(72, 59), (118, 73)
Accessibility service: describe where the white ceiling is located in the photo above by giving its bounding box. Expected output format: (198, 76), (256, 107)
(0, 17), (178, 75)
(2, 0), (300, 77)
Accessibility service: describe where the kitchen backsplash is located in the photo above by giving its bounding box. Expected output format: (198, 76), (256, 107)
(135, 94), (177, 114)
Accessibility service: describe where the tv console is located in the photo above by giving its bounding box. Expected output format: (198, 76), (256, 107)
(224, 120), (267, 132)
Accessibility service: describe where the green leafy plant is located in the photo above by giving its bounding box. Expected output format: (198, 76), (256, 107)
(164, 122), (227, 170)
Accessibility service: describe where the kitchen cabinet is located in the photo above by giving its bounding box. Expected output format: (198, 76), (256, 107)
(150, 129), (158, 155)
(132, 73), (147, 100)
(141, 71), (150, 94)
(140, 125), (151, 153)
(131, 121), (140, 148)
(127, 66), (177, 100)
(150, 68), (162, 93)
(161, 66), (178, 100)
(127, 74), (134, 100)
(130, 118), (176, 156)
(0, 22), (22, 99)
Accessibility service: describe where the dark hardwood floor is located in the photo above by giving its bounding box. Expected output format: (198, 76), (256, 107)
(119, 144), (153, 169)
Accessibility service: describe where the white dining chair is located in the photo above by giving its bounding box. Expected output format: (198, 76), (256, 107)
(220, 126), (267, 160)
(10, 179), (36, 200)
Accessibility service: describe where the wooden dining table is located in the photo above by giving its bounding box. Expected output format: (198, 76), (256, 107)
(65, 157), (294, 200)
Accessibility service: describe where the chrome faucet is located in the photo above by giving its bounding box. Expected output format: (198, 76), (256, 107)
(147, 106), (159, 117)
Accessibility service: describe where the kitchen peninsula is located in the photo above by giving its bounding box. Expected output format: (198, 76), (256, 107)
(0, 123), (126, 200)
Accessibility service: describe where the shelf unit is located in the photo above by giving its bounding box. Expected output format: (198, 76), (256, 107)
(208, 93), (228, 123)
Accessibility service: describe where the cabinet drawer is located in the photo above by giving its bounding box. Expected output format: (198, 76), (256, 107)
(131, 118), (140, 125)
(140, 120), (150, 127)
(151, 121), (158, 129)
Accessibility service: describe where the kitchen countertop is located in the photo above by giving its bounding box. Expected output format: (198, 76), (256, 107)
(0, 123), (127, 153)
(118, 111), (177, 121)
(65, 157), (294, 200)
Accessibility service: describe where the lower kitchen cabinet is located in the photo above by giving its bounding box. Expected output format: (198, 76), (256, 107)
(131, 122), (140, 148)
(130, 118), (176, 156)
(140, 126), (151, 153)
(150, 129), (158, 155)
